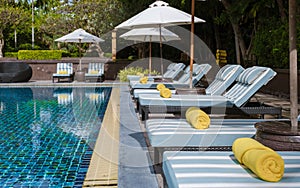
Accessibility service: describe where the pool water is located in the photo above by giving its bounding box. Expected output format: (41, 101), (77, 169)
(0, 87), (112, 187)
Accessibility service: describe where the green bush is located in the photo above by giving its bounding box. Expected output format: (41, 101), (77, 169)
(4, 52), (18, 58)
(19, 43), (41, 50)
(128, 55), (137, 60)
(118, 66), (160, 82)
(18, 50), (62, 60)
(61, 50), (70, 57)
(104, 53), (112, 58)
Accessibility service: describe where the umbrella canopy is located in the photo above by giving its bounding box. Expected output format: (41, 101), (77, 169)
(55, 28), (104, 43)
(115, 0), (205, 81)
(120, 27), (180, 42)
(115, 1), (205, 29)
(120, 27), (180, 72)
(55, 28), (104, 70)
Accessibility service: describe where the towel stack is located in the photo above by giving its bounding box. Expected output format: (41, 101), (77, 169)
(185, 107), (210, 129)
(139, 76), (148, 84)
(156, 84), (172, 98)
(160, 88), (172, 98)
(156, 83), (166, 91)
(232, 138), (284, 182)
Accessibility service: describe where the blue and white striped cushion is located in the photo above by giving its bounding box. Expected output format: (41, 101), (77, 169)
(163, 151), (300, 188)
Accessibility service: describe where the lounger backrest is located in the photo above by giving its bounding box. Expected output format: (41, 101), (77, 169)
(164, 63), (185, 79)
(190, 64), (212, 86)
(224, 66), (276, 107)
(162, 63), (176, 77)
(88, 63), (104, 75)
(205, 64), (244, 95)
(57, 63), (73, 74)
(177, 64), (200, 83)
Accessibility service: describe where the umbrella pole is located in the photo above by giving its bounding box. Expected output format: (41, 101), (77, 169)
(289, 0), (298, 129)
(159, 25), (164, 78)
(79, 40), (82, 71)
(189, 0), (195, 89)
(149, 36), (152, 74)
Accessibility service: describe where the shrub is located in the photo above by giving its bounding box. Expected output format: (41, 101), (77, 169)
(104, 53), (112, 58)
(118, 66), (160, 82)
(19, 43), (41, 50)
(18, 50), (62, 60)
(4, 52), (18, 58)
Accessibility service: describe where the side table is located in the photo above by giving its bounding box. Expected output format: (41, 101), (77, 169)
(75, 71), (85, 82)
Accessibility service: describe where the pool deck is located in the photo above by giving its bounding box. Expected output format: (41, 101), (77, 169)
(0, 80), (299, 187)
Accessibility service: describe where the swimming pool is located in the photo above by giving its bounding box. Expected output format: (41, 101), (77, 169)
(0, 87), (112, 187)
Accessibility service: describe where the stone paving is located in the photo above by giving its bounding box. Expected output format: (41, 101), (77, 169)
(251, 92), (300, 118)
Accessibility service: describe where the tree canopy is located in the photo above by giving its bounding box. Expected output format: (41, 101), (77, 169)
(0, 0), (299, 69)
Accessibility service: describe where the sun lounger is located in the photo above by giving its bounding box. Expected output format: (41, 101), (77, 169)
(138, 66), (281, 120)
(129, 63), (212, 90)
(132, 64), (244, 100)
(85, 63), (105, 82)
(205, 64), (244, 95)
(127, 62), (185, 82)
(163, 151), (300, 188)
(145, 118), (287, 164)
(52, 63), (74, 83)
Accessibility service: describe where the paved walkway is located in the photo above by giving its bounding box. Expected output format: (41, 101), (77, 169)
(251, 92), (300, 118)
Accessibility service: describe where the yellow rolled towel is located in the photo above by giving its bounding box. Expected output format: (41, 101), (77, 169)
(139, 76), (148, 84)
(185, 107), (201, 123)
(160, 88), (172, 98)
(157, 83), (166, 91)
(185, 107), (210, 129)
(232, 138), (284, 182)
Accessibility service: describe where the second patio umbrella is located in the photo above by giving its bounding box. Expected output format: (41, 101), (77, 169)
(55, 28), (104, 70)
(119, 27), (180, 73)
(115, 1), (205, 78)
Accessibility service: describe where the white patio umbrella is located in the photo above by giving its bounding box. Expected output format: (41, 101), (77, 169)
(115, 0), (205, 80)
(55, 28), (105, 70)
(119, 27), (180, 73)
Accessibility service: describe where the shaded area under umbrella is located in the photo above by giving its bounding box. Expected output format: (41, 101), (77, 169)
(119, 27), (180, 73)
(55, 28), (105, 70)
(115, 1), (205, 80)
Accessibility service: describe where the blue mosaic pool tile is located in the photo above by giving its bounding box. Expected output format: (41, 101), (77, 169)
(0, 87), (112, 187)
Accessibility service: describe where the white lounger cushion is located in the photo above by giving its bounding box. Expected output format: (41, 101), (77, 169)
(145, 119), (280, 147)
(163, 151), (300, 188)
(133, 64), (244, 99)
(129, 64), (212, 89)
(139, 94), (229, 107)
(205, 64), (244, 95)
(52, 63), (73, 76)
(139, 66), (277, 108)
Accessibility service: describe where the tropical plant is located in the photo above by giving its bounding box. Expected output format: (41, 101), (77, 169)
(118, 66), (160, 82)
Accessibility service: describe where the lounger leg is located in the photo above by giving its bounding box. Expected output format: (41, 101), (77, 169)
(141, 107), (149, 121)
(154, 147), (162, 165)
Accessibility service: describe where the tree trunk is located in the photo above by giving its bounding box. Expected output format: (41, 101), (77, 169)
(214, 23), (221, 50)
(221, 0), (248, 65)
(277, 0), (287, 22)
(232, 23), (241, 65)
(0, 39), (3, 58)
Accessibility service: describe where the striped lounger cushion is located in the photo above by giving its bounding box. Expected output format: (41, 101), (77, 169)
(163, 151), (300, 188)
(146, 119), (272, 147)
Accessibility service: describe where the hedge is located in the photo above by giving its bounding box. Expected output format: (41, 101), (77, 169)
(4, 52), (18, 58)
(18, 50), (62, 60)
